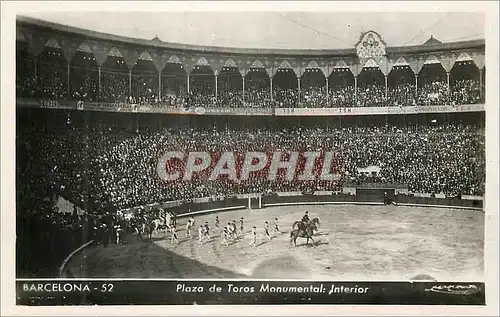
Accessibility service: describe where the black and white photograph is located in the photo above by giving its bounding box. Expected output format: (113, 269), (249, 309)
(1, 1), (499, 315)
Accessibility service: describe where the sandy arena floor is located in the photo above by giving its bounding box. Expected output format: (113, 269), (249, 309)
(67, 204), (484, 281)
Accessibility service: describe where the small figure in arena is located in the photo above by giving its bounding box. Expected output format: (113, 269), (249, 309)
(225, 222), (233, 240)
(231, 220), (238, 238)
(215, 215), (220, 230)
(300, 211), (310, 231)
(198, 225), (205, 244)
(221, 226), (229, 246)
(170, 225), (178, 244)
(249, 226), (257, 247)
(186, 216), (194, 237)
(204, 222), (211, 241)
(101, 223), (109, 247)
(239, 217), (244, 235)
(264, 221), (272, 241)
(274, 217), (282, 235)
(302, 211), (310, 223)
(114, 223), (124, 245)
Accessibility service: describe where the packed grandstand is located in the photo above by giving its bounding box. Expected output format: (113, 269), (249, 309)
(16, 16), (485, 277)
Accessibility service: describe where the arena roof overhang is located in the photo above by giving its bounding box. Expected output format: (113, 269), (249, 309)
(16, 15), (485, 76)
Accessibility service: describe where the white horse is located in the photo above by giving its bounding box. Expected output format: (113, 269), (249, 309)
(151, 211), (174, 234)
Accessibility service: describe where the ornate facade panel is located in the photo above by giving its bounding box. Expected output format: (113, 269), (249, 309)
(238, 69), (247, 77)
(334, 59), (349, 68)
(223, 58), (238, 68)
(22, 30), (52, 57)
(265, 58), (278, 70)
(138, 51), (153, 61)
(408, 56), (425, 75)
(471, 52), (485, 70)
(439, 53), (458, 73)
(208, 58), (221, 75)
(278, 60), (292, 69)
(424, 55), (441, 65)
(362, 58), (379, 68)
(179, 55), (192, 75)
(320, 66), (331, 78)
(456, 52), (473, 62)
(168, 54), (182, 64)
(355, 31), (387, 59)
(117, 45), (141, 69)
(393, 56), (410, 66)
(376, 56), (394, 77)
(194, 56), (210, 66)
(348, 63), (362, 77)
(265, 67), (275, 78)
(108, 47), (124, 57)
(87, 40), (114, 66)
(249, 59), (265, 69)
(77, 43), (93, 54)
(45, 37), (61, 48)
(58, 35), (82, 62)
(306, 60), (320, 69)
(149, 49), (170, 72)
(148, 49), (170, 72)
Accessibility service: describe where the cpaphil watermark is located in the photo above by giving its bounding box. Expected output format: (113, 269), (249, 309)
(156, 151), (343, 182)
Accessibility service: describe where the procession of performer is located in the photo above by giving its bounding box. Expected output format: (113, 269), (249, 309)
(116, 204), (321, 249)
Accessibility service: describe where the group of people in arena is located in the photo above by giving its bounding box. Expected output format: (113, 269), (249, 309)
(16, 202), (126, 277)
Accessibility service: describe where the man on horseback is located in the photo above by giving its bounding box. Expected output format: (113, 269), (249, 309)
(299, 211), (310, 231)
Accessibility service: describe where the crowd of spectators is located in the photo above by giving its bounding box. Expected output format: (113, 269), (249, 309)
(16, 53), (485, 108)
(387, 83), (417, 107)
(18, 109), (485, 210)
(16, 108), (485, 276)
(450, 79), (483, 105)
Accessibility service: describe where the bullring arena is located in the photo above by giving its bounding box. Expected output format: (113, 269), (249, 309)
(66, 204), (484, 281)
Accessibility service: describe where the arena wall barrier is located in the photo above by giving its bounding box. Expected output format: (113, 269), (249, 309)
(59, 239), (95, 278)
(161, 192), (483, 219)
(394, 195), (483, 210)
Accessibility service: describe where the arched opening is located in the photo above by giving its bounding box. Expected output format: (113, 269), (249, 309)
(273, 68), (298, 108)
(300, 68), (326, 108)
(70, 51), (98, 102)
(189, 65), (215, 107)
(161, 63), (186, 106)
(37, 46), (67, 100)
(16, 41), (36, 98)
(449, 60), (481, 105)
(131, 58), (158, 105)
(245, 68), (271, 108)
(100, 53), (129, 103)
(357, 66), (385, 107)
(217, 66), (242, 107)
(328, 68), (354, 107)
(417, 63), (447, 106)
(388, 65), (416, 107)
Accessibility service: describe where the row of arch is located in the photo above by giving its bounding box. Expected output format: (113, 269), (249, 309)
(17, 42), (486, 103)
(17, 31), (486, 75)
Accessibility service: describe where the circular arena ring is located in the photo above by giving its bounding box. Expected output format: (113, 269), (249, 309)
(65, 204), (484, 281)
